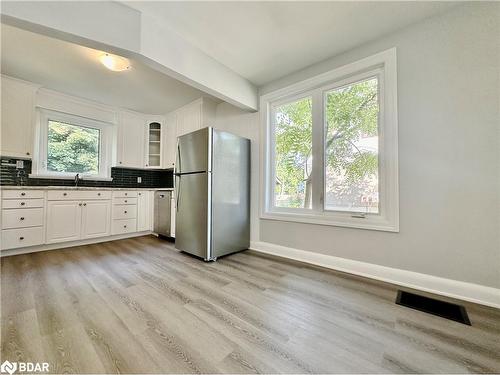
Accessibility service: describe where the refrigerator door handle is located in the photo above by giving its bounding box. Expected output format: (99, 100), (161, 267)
(175, 175), (181, 212)
(176, 140), (182, 175)
(174, 138), (181, 211)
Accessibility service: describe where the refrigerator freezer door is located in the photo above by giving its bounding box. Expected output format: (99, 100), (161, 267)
(175, 172), (209, 259)
(175, 127), (210, 174)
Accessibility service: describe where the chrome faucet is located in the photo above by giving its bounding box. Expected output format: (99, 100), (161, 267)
(74, 173), (80, 187)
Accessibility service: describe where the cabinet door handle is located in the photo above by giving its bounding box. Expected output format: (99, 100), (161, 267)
(20, 202), (26, 206)
(79, 203), (82, 206)
(19, 237), (24, 240)
(26, 152), (30, 156)
(20, 217), (25, 221)
(21, 192), (26, 196)
(97, 193), (101, 196)
(124, 200), (127, 203)
(124, 211), (127, 214)
(124, 225), (127, 228)
(63, 193), (67, 196)
(83, 203), (87, 206)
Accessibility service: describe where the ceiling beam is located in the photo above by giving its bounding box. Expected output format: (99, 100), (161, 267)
(1, 1), (258, 111)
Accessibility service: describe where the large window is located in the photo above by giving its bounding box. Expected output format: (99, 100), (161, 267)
(262, 49), (398, 231)
(35, 110), (113, 179)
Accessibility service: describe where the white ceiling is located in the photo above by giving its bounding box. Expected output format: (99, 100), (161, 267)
(1, 2), (459, 114)
(127, 1), (458, 86)
(0, 23), (211, 115)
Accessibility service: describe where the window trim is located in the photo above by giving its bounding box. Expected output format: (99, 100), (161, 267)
(260, 48), (399, 232)
(33, 109), (114, 180)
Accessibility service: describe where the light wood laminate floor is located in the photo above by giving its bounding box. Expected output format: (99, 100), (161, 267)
(1, 236), (499, 374)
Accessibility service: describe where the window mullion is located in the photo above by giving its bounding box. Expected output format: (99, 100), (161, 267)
(311, 90), (324, 213)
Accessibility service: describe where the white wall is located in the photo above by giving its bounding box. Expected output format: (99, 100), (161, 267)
(217, 3), (500, 289)
(214, 103), (260, 242)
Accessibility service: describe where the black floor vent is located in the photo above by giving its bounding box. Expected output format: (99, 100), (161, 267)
(396, 290), (471, 325)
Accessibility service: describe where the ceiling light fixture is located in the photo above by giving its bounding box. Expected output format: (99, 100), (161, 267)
(99, 53), (130, 72)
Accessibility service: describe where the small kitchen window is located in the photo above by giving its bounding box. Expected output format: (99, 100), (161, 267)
(261, 48), (399, 232)
(33, 109), (113, 180)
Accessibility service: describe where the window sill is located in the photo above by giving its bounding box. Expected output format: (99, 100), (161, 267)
(28, 174), (113, 182)
(261, 211), (399, 232)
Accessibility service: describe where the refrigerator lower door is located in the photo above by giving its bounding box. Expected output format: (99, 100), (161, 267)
(175, 172), (210, 259)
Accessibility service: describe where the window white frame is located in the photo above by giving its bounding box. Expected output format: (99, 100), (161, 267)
(260, 48), (399, 232)
(33, 109), (114, 180)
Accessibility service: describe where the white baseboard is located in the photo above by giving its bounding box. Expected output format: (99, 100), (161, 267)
(250, 241), (500, 309)
(0, 231), (153, 257)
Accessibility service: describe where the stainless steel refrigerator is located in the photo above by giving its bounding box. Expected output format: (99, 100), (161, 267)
(174, 127), (250, 261)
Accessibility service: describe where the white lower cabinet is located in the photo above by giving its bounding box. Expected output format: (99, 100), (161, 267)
(112, 191), (138, 234)
(137, 191), (150, 232)
(2, 189), (160, 252)
(1, 189), (46, 250)
(113, 205), (137, 220)
(2, 207), (44, 229)
(46, 201), (83, 243)
(2, 226), (45, 249)
(47, 196), (113, 243)
(81, 200), (111, 239)
(112, 218), (137, 235)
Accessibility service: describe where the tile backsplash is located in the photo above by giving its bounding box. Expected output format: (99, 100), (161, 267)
(0, 157), (173, 188)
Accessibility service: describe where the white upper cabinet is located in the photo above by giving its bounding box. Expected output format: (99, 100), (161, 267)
(176, 103), (201, 137)
(118, 112), (167, 169)
(164, 97), (218, 168)
(117, 111), (145, 169)
(145, 116), (164, 168)
(163, 113), (176, 169)
(174, 97), (217, 137)
(0, 76), (39, 158)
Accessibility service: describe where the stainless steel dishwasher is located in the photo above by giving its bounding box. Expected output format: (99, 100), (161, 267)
(154, 190), (172, 237)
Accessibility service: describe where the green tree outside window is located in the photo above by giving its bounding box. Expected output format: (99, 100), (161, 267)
(47, 120), (100, 174)
(274, 77), (379, 212)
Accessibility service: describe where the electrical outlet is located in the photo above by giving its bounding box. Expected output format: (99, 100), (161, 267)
(137, 176), (142, 183)
(16, 160), (24, 169)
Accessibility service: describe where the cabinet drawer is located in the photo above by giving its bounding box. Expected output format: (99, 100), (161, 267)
(47, 190), (111, 201)
(112, 197), (138, 205)
(2, 190), (44, 199)
(2, 198), (44, 209)
(112, 191), (138, 198)
(112, 219), (137, 235)
(112, 205), (137, 220)
(2, 208), (44, 229)
(1, 226), (44, 250)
